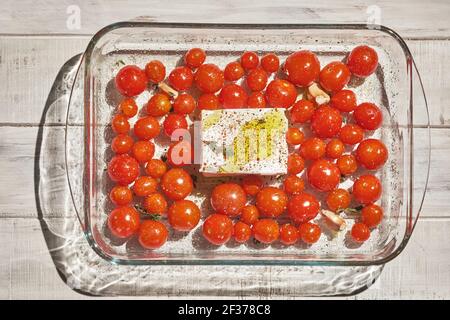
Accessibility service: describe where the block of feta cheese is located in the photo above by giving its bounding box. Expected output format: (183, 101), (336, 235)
(199, 108), (288, 176)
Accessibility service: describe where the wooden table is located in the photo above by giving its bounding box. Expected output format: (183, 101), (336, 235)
(0, 0), (449, 299)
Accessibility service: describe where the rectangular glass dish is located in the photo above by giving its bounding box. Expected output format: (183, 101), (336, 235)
(74, 22), (429, 266)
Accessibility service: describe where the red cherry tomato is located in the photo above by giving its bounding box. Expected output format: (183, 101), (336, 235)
(307, 159), (341, 192)
(337, 154), (358, 175)
(311, 105), (343, 139)
(355, 139), (388, 170)
(284, 50), (321, 87)
(108, 154), (140, 185)
(138, 220), (168, 249)
(131, 140), (155, 163)
(247, 91), (266, 108)
(286, 127), (304, 145)
(211, 183), (247, 217)
(279, 223), (299, 245)
(160, 168), (193, 200)
(184, 48), (206, 69)
(146, 93), (172, 117)
(299, 222), (321, 244)
(330, 89), (357, 112)
(283, 175), (305, 195)
(351, 223), (371, 242)
(361, 204), (383, 228)
(198, 93), (221, 110)
(202, 213), (233, 245)
(319, 61), (351, 93)
(347, 45), (378, 78)
(233, 221), (252, 243)
(168, 200), (201, 231)
(109, 185), (133, 206)
(240, 51), (259, 71)
(246, 67), (268, 91)
(173, 93), (196, 114)
(353, 174), (382, 204)
(219, 83), (248, 109)
(134, 116), (160, 140)
(167, 140), (193, 167)
(241, 175), (263, 196)
(288, 193), (320, 224)
(168, 66), (194, 91)
(111, 114), (130, 134)
(224, 61), (245, 81)
(339, 124), (364, 145)
(265, 79), (297, 108)
(261, 53), (280, 73)
(111, 134), (133, 154)
(143, 192), (168, 215)
(353, 102), (382, 130)
(195, 64), (224, 93)
(115, 65), (148, 97)
(145, 159), (167, 179)
(325, 138), (345, 159)
(326, 188), (351, 212)
(145, 60), (166, 83)
(163, 114), (188, 137)
(299, 137), (326, 160)
(289, 99), (315, 123)
(252, 219), (279, 244)
(255, 187), (288, 218)
(119, 98), (138, 118)
(108, 206), (140, 238)
(287, 153), (305, 175)
(133, 176), (158, 197)
(240, 205), (260, 226)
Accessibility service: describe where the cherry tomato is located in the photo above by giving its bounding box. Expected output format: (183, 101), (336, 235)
(108, 154), (140, 185)
(173, 93), (196, 114)
(326, 188), (351, 212)
(337, 154), (358, 175)
(163, 114), (188, 137)
(168, 66), (194, 91)
(355, 139), (388, 170)
(198, 93), (221, 110)
(241, 175), (263, 196)
(145, 159), (167, 179)
(219, 83), (248, 109)
(252, 219), (279, 244)
(286, 127), (304, 145)
(202, 213), (233, 245)
(284, 50), (320, 87)
(133, 176), (158, 197)
(311, 105), (343, 139)
(111, 134), (133, 154)
(194, 64), (224, 93)
(307, 159), (341, 192)
(289, 99), (315, 123)
(143, 192), (168, 215)
(115, 65), (148, 97)
(160, 168), (193, 200)
(265, 79), (297, 108)
(109, 185), (133, 206)
(233, 221), (252, 243)
(111, 114), (130, 134)
(145, 60), (166, 83)
(287, 153), (305, 175)
(168, 200), (201, 231)
(319, 61), (351, 93)
(330, 89), (357, 112)
(261, 53), (280, 73)
(167, 140), (193, 167)
(131, 140), (155, 163)
(246, 67), (268, 91)
(211, 183), (247, 217)
(255, 187), (288, 218)
(138, 220), (168, 249)
(283, 175), (305, 195)
(351, 222), (370, 242)
(361, 204), (383, 228)
(288, 193), (320, 224)
(347, 45), (378, 78)
(240, 205), (260, 225)
(247, 91), (266, 108)
(326, 138), (345, 159)
(240, 51), (259, 71)
(279, 223), (299, 245)
(353, 102), (382, 130)
(299, 137), (326, 160)
(224, 61), (245, 81)
(108, 206), (140, 238)
(298, 222), (321, 244)
(339, 124), (364, 145)
(119, 98), (138, 118)
(353, 174), (382, 204)
(184, 48), (206, 69)
(134, 116), (160, 140)
(146, 93), (171, 117)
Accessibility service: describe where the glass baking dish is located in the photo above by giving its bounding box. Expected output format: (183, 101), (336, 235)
(66, 22), (430, 266)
